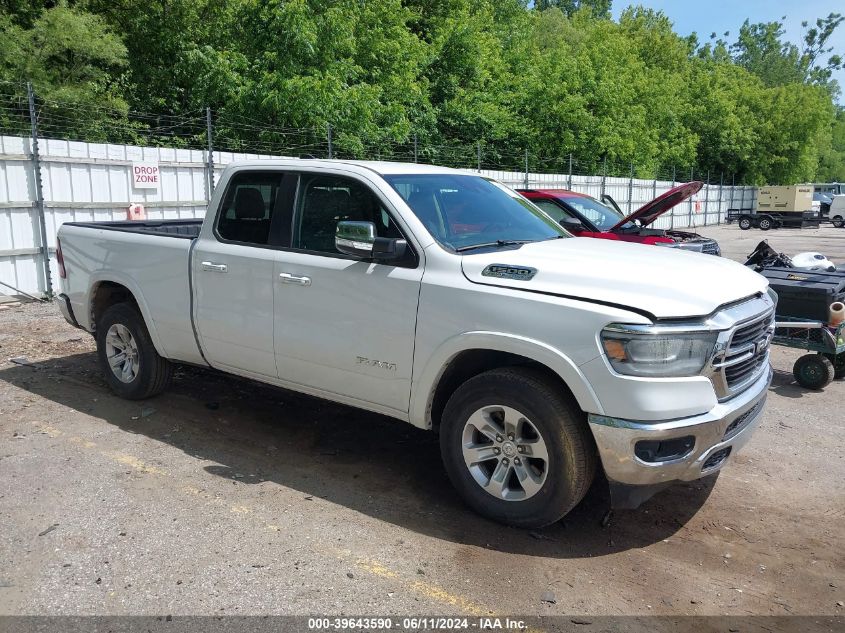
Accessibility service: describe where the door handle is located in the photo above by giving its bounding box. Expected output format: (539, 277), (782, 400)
(201, 261), (228, 273)
(278, 272), (311, 286)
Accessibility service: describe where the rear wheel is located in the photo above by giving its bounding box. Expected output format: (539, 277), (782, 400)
(758, 217), (773, 231)
(440, 367), (596, 528)
(793, 353), (834, 390)
(738, 216), (753, 230)
(96, 303), (173, 399)
(832, 215), (844, 228)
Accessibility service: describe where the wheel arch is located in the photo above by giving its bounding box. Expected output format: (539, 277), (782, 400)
(410, 332), (604, 431)
(87, 274), (168, 358)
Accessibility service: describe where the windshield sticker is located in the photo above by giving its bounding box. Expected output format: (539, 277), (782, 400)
(482, 264), (537, 281)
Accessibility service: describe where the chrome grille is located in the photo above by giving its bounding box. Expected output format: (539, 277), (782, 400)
(709, 300), (775, 399)
(701, 240), (720, 255)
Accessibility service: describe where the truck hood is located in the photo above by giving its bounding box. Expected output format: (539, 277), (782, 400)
(461, 237), (767, 319)
(610, 181), (703, 231)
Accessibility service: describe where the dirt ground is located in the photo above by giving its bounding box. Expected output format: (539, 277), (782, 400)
(0, 224), (843, 622)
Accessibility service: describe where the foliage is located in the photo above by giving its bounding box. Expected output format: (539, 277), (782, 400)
(0, 1), (842, 184)
(817, 108), (845, 182)
(0, 3), (129, 140)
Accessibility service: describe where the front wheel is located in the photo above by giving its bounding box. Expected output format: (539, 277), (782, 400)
(440, 367), (596, 528)
(758, 217), (773, 231)
(96, 303), (173, 399)
(738, 216), (752, 230)
(832, 215), (844, 228)
(793, 353), (834, 390)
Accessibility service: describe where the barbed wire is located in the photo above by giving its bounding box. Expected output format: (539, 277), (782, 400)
(0, 86), (751, 186)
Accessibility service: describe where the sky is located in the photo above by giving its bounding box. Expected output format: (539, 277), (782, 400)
(611, 0), (845, 98)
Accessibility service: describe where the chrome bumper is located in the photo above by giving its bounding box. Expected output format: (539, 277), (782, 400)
(588, 366), (771, 489)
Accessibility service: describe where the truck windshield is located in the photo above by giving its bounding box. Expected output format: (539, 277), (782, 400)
(384, 174), (568, 251)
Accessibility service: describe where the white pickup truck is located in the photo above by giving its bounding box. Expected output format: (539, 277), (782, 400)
(56, 160), (775, 527)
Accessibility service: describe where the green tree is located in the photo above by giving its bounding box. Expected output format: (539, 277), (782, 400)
(535, 0), (611, 18)
(817, 108), (845, 182)
(0, 3), (128, 139)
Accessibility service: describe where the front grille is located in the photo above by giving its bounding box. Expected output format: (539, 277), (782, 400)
(701, 240), (720, 255)
(723, 311), (774, 390)
(711, 304), (775, 399)
(731, 313), (773, 347)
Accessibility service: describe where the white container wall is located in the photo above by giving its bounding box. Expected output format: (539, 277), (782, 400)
(0, 134), (756, 297)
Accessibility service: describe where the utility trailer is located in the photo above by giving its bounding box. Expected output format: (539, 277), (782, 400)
(728, 185), (821, 230)
(727, 209), (821, 230)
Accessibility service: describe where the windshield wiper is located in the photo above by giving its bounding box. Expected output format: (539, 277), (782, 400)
(455, 239), (534, 253)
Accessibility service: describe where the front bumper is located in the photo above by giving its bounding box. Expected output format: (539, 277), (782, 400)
(588, 365), (771, 503)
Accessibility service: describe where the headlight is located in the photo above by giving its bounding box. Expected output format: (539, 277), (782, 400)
(601, 325), (717, 377)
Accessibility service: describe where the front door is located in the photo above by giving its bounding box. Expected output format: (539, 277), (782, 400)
(273, 172), (423, 415)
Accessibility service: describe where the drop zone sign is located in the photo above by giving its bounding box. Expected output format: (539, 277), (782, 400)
(132, 162), (160, 189)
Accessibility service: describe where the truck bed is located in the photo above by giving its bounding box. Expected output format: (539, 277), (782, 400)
(58, 219), (206, 366)
(63, 219), (203, 239)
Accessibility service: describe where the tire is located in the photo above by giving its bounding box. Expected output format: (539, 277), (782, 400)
(832, 215), (844, 228)
(96, 302), (173, 399)
(758, 217), (772, 231)
(439, 367), (596, 528)
(792, 354), (834, 390)
(738, 217), (752, 230)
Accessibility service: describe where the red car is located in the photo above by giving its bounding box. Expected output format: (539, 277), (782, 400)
(518, 181), (721, 255)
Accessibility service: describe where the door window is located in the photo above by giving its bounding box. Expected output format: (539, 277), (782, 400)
(532, 199), (573, 223)
(216, 172), (283, 245)
(294, 175), (403, 254)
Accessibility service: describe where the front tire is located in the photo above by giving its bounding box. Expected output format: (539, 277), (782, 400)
(440, 367), (596, 528)
(738, 216), (752, 230)
(832, 215), (844, 228)
(759, 217), (773, 231)
(96, 303), (173, 399)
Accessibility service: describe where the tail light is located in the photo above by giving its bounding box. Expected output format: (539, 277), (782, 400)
(56, 237), (67, 279)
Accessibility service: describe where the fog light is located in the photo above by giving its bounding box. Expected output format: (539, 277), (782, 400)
(634, 436), (695, 463)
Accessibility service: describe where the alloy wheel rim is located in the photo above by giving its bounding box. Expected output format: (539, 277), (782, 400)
(105, 324), (139, 383)
(461, 405), (549, 501)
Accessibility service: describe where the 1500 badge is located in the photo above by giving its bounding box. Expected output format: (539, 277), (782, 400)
(481, 264), (538, 281)
(356, 356), (397, 371)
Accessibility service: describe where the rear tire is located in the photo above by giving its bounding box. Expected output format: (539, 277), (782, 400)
(793, 354), (834, 390)
(759, 217), (772, 231)
(832, 215), (844, 228)
(96, 303), (173, 400)
(439, 367), (596, 528)
(738, 216), (752, 230)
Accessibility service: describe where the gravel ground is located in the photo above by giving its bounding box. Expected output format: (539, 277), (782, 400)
(0, 225), (843, 621)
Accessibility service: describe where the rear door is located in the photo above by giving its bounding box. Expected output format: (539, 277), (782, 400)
(272, 171), (423, 415)
(192, 170), (294, 377)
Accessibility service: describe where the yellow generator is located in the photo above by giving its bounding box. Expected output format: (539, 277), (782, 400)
(756, 186), (813, 213)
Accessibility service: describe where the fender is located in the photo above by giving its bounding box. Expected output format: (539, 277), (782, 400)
(409, 331), (605, 429)
(86, 270), (170, 359)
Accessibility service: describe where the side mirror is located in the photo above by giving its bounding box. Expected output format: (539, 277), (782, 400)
(336, 221), (407, 262)
(560, 217), (584, 232)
